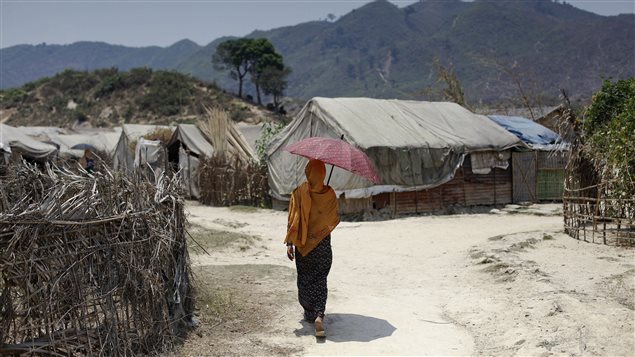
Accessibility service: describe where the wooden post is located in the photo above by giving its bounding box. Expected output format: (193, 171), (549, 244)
(493, 167), (497, 205)
(462, 165), (467, 207)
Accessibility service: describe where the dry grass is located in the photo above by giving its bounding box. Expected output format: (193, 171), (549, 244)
(188, 227), (261, 254)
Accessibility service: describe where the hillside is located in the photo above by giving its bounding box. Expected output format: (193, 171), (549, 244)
(1, 40), (202, 90)
(1, 0), (634, 104)
(0, 68), (279, 128)
(248, 0), (634, 103)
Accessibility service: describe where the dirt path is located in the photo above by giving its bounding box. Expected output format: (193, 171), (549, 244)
(178, 202), (634, 356)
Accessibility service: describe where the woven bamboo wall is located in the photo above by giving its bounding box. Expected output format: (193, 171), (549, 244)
(0, 163), (193, 356)
(198, 155), (269, 207)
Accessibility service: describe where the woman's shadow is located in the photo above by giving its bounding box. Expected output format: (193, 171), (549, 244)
(294, 313), (396, 342)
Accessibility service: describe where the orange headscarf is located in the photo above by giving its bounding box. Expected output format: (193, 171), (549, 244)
(284, 159), (340, 256)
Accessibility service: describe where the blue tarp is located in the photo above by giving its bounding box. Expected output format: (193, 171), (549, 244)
(488, 115), (566, 150)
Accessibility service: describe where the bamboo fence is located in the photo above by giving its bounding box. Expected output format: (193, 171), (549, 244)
(563, 182), (634, 246)
(0, 162), (193, 355)
(562, 134), (634, 246)
(198, 154), (269, 207)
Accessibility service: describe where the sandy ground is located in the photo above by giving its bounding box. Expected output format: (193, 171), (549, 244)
(176, 202), (634, 356)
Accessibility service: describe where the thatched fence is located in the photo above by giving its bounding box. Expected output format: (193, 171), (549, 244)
(0, 163), (193, 355)
(198, 155), (269, 207)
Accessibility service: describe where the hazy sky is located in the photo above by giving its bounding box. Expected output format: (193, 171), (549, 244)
(1, 0), (634, 49)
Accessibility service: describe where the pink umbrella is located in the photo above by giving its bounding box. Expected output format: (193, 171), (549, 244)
(284, 136), (381, 184)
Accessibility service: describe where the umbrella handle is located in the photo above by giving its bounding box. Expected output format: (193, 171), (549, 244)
(326, 134), (345, 186)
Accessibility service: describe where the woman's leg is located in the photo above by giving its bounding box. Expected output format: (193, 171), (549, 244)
(295, 236), (333, 322)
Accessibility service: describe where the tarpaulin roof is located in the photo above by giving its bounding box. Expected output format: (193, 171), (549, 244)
(168, 124), (215, 157)
(488, 115), (565, 150)
(113, 124), (174, 172)
(309, 98), (523, 150)
(47, 132), (120, 158)
(16, 126), (69, 137)
(267, 97), (525, 200)
(0, 124), (58, 160)
(236, 122), (263, 153)
(122, 124), (172, 139)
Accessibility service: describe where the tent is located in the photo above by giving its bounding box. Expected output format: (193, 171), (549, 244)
(236, 122), (264, 154)
(46, 132), (120, 158)
(16, 126), (69, 139)
(167, 125), (214, 198)
(0, 124), (58, 162)
(488, 115), (567, 151)
(133, 138), (168, 183)
(267, 97), (525, 202)
(113, 124), (174, 173)
(167, 123), (256, 198)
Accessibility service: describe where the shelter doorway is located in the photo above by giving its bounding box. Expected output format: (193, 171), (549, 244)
(512, 152), (537, 203)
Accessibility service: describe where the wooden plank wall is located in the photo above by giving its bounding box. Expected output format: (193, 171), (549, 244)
(376, 158), (512, 215)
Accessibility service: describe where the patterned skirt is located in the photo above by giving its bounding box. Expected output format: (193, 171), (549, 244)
(295, 235), (332, 322)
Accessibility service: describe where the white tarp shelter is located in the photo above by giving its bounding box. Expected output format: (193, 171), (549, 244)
(236, 122), (264, 154)
(167, 124), (215, 198)
(47, 132), (120, 158)
(167, 123), (257, 198)
(267, 97), (525, 200)
(16, 126), (69, 139)
(113, 124), (174, 173)
(0, 124), (58, 162)
(134, 138), (167, 182)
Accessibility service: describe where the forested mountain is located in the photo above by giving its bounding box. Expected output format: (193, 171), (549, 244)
(2, 0), (633, 104)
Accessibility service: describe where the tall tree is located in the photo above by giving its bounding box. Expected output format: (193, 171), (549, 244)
(212, 38), (254, 98)
(260, 65), (291, 110)
(248, 39), (282, 105)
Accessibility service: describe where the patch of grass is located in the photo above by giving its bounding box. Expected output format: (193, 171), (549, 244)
(488, 234), (504, 241)
(542, 234), (554, 240)
(195, 283), (236, 327)
(228, 205), (259, 213)
(188, 228), (260, 253)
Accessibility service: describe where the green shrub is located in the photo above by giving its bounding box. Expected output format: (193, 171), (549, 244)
(2, 88), (29, 107)
(137, 71), (193, 116)
(50, 69), (99, 97)
(255, 121), (285, 162)
(94, 73), (127, 98)
(583, 78), (635, 198)
(73, 109), (89, 123)
(127, 67), (153, 86)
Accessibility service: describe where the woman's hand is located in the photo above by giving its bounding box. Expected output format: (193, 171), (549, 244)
(287, 245), (295, 261)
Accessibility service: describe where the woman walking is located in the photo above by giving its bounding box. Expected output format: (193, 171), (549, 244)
(285, 159), (340, 337)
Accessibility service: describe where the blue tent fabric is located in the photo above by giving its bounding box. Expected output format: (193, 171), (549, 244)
(488, 115), (565, 150)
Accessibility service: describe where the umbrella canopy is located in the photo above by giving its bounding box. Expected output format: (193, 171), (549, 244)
(284, 137), (380, 184)
(71, 143), (97, 151)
